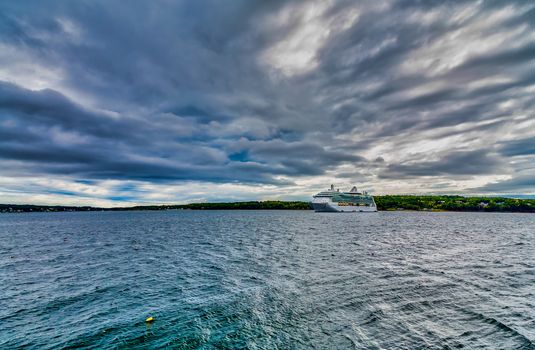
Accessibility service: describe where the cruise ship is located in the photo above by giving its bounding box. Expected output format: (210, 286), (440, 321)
(311, 185), (377, 212)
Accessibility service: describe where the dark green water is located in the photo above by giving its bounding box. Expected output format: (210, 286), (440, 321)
(1, 211), (534, 349)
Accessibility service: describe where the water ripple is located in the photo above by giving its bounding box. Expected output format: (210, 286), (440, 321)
(1, 211), (534, 349)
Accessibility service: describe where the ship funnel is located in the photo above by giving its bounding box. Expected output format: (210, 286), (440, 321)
(330, 184), (335, 191)
(350, 186), (358, 193)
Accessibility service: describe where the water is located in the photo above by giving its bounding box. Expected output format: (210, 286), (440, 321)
(1, 211), (534, 349)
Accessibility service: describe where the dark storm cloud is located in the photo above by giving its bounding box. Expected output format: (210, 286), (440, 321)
(235, 139), (365, 165)
(0, 81), (136, 139)
(0, 80), (358, 184)
(498, 137), (535, 157)
(380, 150), (506, 179)
(310, 2), (535, 136)
(0, 0), (534, 199)
(472, 174), (535, 193)
(451, 43), (535, 75)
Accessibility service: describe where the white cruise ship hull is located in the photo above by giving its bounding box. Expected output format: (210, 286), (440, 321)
(311, 201), (377, 212)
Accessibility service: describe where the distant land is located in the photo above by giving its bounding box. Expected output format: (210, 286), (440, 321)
(1, 195), (535, 213)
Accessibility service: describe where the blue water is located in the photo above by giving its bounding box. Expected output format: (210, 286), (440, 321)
(1, 211), (534, 349)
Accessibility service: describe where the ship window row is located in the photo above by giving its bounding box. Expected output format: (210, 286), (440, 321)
(332, 194), (374, 205)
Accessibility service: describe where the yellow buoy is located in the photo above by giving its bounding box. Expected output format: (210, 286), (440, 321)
(145, 316), (154, 323)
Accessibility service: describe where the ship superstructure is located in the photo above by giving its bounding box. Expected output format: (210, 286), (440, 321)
(311, 185), (377, 212)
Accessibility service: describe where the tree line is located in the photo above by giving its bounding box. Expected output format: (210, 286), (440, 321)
(1, 196), (534, 213)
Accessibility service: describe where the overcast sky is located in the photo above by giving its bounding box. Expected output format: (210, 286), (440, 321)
(1, 0), (535, 206)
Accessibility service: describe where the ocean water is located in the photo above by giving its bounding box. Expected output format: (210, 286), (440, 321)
(1, 211), (534, 349)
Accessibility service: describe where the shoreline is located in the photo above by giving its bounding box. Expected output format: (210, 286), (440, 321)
(2, 195), (535, 214)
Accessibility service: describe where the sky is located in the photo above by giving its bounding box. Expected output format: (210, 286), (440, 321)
(1, 0), (535, 206)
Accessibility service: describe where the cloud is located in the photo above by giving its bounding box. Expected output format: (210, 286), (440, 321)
(472, 172), (535, 193)
(0, 81), (359, 186)
(1, 0), (535, 205)
(497, 137), (535, 157)
(380, 150), (507, 179)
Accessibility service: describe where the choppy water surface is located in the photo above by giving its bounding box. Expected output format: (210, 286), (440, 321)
(1, 211), (534, 349)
